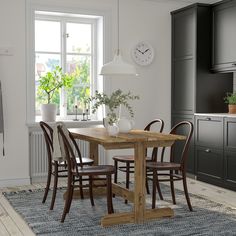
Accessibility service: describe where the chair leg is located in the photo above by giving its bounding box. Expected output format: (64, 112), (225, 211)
(79, 176), (84, 199)
(156, 172), (164, 200)
(106, 175), (114, 214)
(125, 162), (130, 204)
(113, 160), (118, 198)
(89, 176), (94, 206)
(170, 170), (176, 205)
(67, 176), (75, 213)
(50, 165), (58, 210)
(42, 164), (52, 204)
(61, 177), (72, 223)
(152, 169), (157, 209)
(182, 172), (193, 211)
(146, 174), (150, 194)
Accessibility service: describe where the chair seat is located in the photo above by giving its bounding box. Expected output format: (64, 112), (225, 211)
(75, 165), (115, 176)
(146, 161), (181, 170)
(113, 155), (152, 163)
(77, 157), (94, 165)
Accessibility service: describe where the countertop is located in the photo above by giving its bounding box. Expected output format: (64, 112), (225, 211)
(194, 113), (236, 118)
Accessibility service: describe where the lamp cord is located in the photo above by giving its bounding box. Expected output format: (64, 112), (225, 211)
(117, 0), (120, 54)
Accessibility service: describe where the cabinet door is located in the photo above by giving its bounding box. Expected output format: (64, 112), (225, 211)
(172, 59), (194, 114)
(172, 114), (194, 174)
(224, 150), (236, 190)
(195, 146), (224, 185)
(212, 1), (236, 71)
(195, 116), (223, 148)
(172, 8), (195, 59)
(224, 117), (236, 151)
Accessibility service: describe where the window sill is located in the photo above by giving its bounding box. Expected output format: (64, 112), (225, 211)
(27, 119), (103, 130)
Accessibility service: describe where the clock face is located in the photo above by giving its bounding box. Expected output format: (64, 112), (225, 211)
(131, 41), (154, 66)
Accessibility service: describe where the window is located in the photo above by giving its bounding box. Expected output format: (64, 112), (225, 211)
(32, 10), (104, 121)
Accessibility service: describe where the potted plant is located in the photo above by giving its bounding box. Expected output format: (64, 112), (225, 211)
(37, 66), (74, 121)
(89, 89), (139, 134)
(224, 92), (236, 114)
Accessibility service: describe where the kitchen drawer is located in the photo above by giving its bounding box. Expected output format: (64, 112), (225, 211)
(224, 117), (236, 151)
(195, 146), (224, 185)
(224, 150), (236, 190)
(195, 116), (223, 148)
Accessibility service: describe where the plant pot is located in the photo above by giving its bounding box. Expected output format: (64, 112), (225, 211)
(41, 104), (57, 122)
(228, 104), (236, 114)
(107, 123), (119, 136)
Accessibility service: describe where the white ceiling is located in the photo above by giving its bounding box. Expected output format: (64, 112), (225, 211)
(146, 0), (220, 4)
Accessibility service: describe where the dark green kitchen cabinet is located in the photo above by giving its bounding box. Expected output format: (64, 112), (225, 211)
(171, 4), (233, 116)
(195, 146), (224, 186)
(224, 151), (236, 190)
(172, 114), (195, 174)
(224, 117), (236, 152)
(212, 0), (236, 72)
(224, 117), (236, 190)
(195, 115), (236, 191)
(171, 4), (232, 176)
(195, 116), (223, 148)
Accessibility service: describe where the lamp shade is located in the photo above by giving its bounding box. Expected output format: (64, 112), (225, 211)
(100, 53), (137, 76)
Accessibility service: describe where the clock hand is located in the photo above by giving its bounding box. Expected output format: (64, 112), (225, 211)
(144, 48), (150, 53)
(137, 49), (143, 54)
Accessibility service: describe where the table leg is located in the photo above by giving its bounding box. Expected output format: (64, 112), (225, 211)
(134, 141), (146, 223)
(89, 141), (98, 165)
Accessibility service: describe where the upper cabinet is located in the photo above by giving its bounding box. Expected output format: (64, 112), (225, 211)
(212, 0), (236, 72)
(171, 4), (233, 115)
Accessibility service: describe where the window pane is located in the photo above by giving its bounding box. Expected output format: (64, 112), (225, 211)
(35, 53), (61, 115)
(35, 20), (61, 52)
(66, 55), (91, 114)
(66, 23), (91, 54)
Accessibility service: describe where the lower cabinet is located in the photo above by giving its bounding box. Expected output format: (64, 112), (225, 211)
(195, 115), (236, 191)
(195, 146), (224, 186)
(172, 114), (195, 174)
(224, 151), (236, 191)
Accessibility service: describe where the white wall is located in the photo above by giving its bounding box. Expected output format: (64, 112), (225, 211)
(0, 0), (186, 186)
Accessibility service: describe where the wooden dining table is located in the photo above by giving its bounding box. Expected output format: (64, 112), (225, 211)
(69, 127), (185, 227)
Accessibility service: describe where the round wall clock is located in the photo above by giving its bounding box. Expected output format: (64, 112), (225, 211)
(131, 41), (155, 66)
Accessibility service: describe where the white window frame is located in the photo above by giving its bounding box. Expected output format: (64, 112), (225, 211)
(35, 14), (96, 119)
(26, 0), (112, 123)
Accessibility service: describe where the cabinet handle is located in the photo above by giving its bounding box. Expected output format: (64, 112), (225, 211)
(206, 117), (211, 121)
(205, 149), (211, 153)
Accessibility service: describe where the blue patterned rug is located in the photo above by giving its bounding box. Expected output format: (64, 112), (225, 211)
(3, 184), (236, 236)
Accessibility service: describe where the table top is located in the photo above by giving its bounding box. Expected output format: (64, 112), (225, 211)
(69, 127), (185, 148)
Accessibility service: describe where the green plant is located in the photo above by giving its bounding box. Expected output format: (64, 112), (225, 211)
(224, 92), (236, 105)
(37, 66), (74, 104)
(89, 89), (140, 125)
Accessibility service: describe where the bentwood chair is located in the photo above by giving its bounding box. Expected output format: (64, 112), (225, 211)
(112, 119), (164, 203)
(146, 121), (193, 210)
(40, 121), (94, 210)
(57, 125), (115, 222)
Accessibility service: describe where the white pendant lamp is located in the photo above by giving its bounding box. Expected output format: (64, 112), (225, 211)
(100, 0), (137, 76)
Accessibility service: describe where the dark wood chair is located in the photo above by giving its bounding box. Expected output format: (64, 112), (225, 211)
(112, 119), (164, 203)
(146, 121), (193, 210)
(40, 121), (94, 210)
(57, 125), (115, 223)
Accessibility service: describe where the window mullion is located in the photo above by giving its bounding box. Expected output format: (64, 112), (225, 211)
(60, 19), (67, 118)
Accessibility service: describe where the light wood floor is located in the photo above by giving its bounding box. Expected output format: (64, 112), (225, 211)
(0, 178), (235, 236)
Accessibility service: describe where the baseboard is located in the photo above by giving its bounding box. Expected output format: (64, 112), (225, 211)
(30, 176), (47, 183)
(0, 177), (31, 188)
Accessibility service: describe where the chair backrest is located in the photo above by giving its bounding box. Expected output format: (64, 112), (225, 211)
(57, 125), (81, 176)
(144, 119), (164, 161)
(161, 121), (193, 169)
(39, 121), (53, 164)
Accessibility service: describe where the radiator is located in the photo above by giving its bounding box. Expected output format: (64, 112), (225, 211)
(29, 131), (106, 182)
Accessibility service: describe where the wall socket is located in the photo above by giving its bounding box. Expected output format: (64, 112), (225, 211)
(0, 46), (14, 56)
